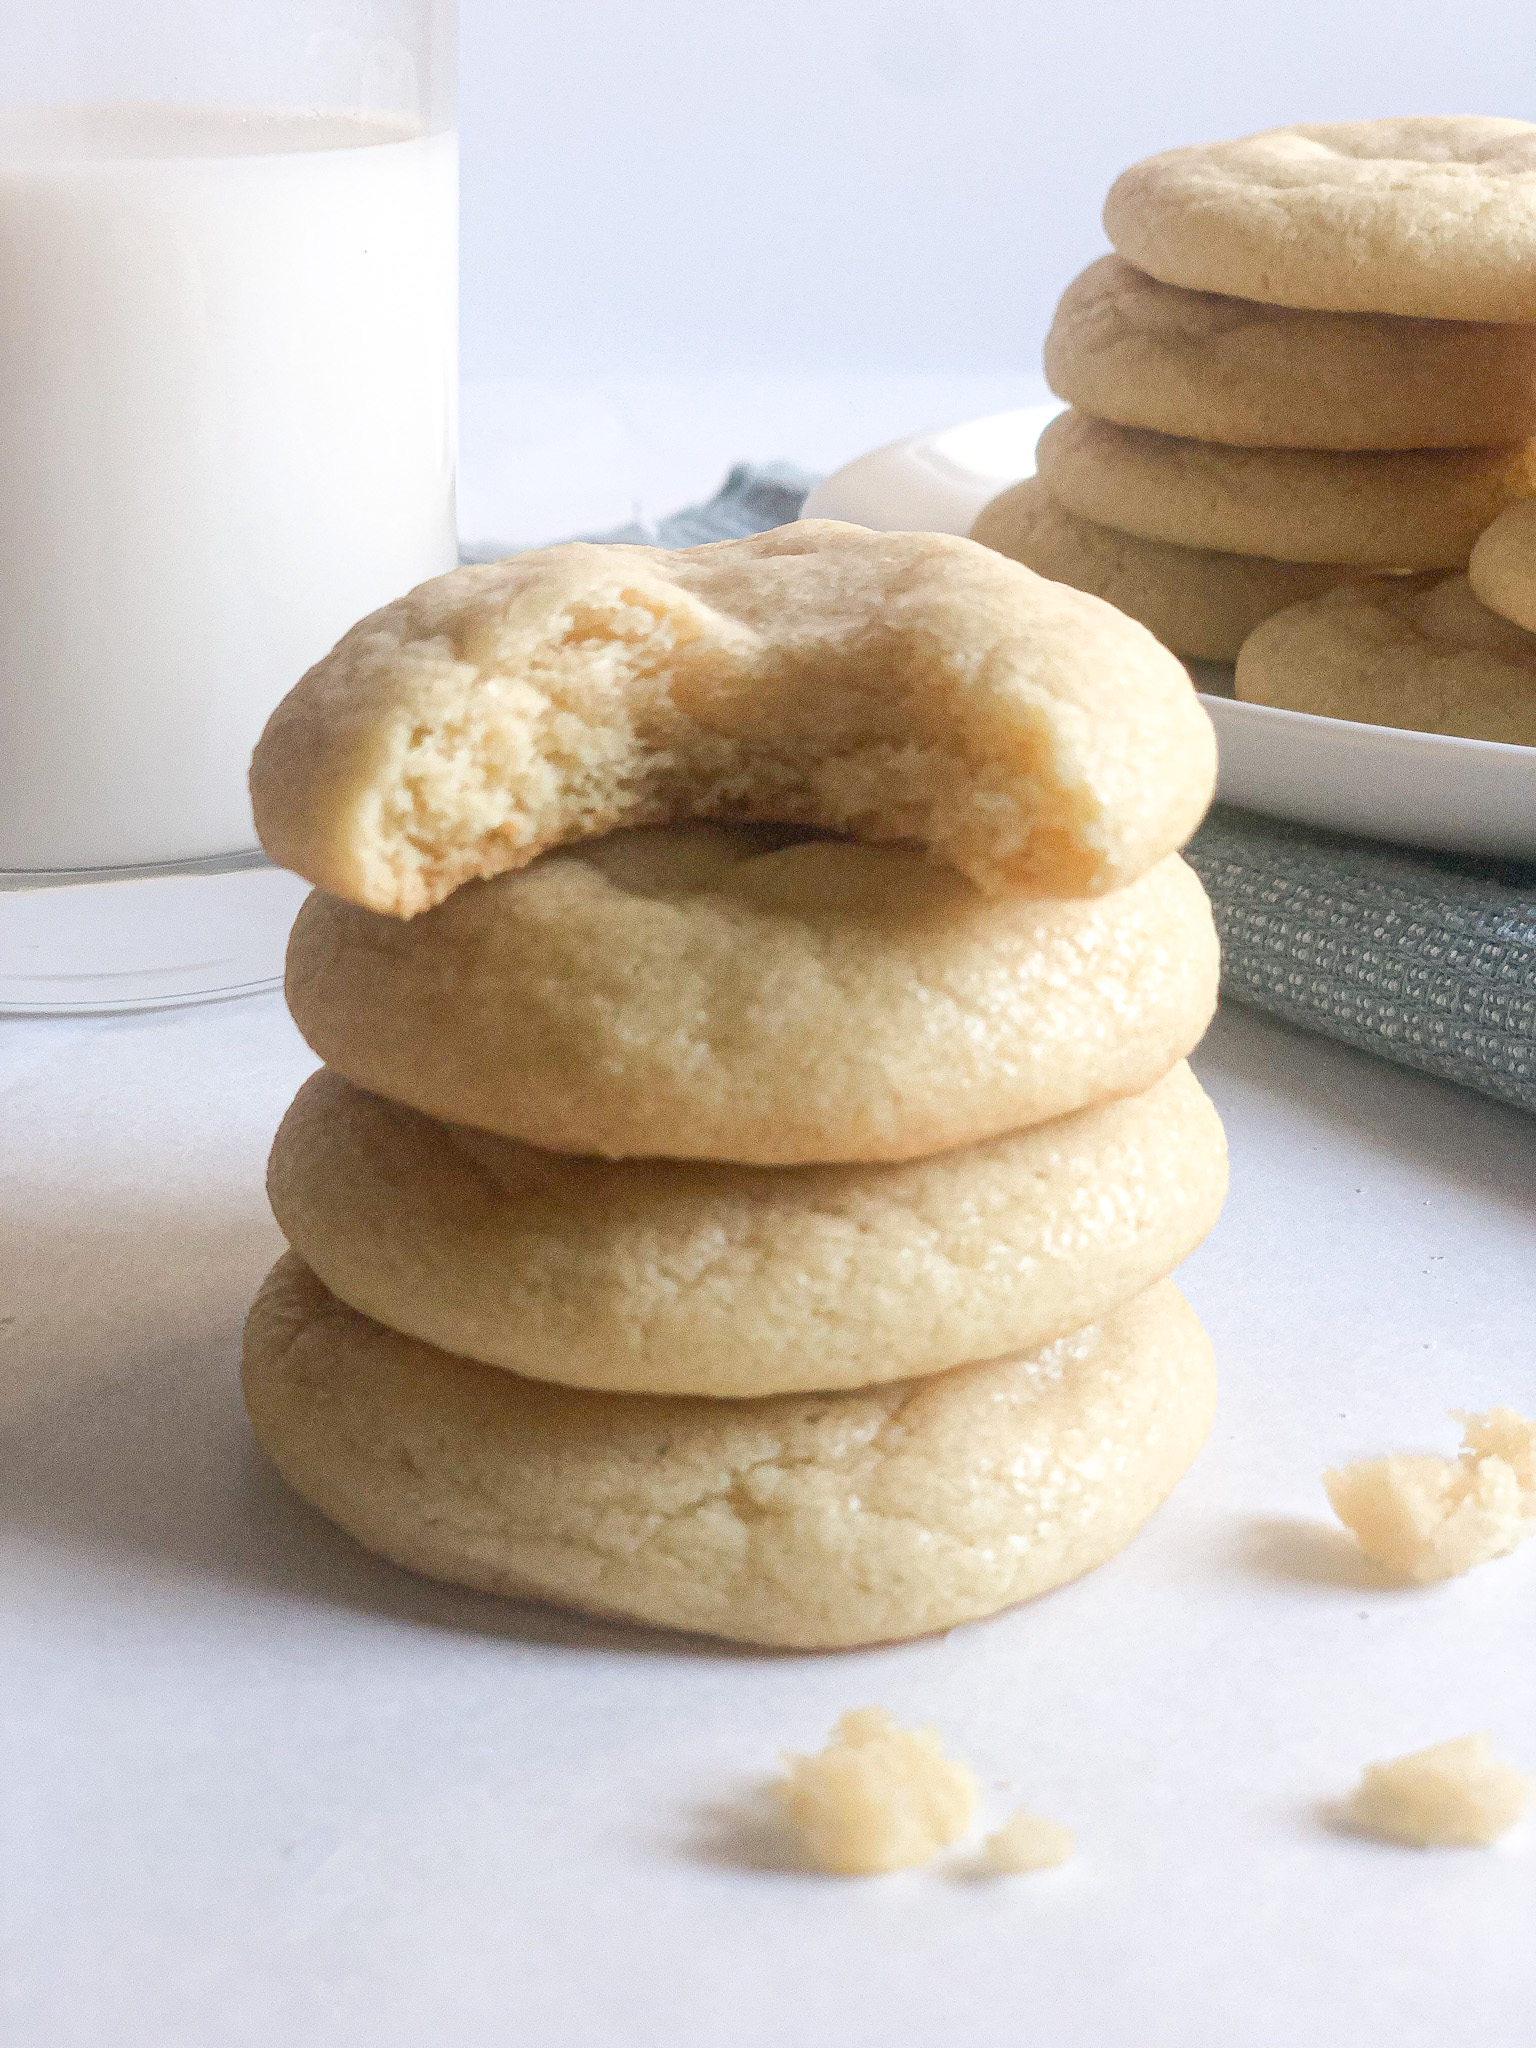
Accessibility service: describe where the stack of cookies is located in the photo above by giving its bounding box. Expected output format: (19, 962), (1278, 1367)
(975, 115), (1536, 707)
(242, 522), (1228, 1650)
(1235, 525), (1536, 747)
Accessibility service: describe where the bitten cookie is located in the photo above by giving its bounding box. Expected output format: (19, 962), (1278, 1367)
(1043, 254), (1536, 451)
(1469, 501), (1536, 633)
(1035, 411), (1536, 571)
(268, 1061), (1228, 1399)
(286, 826), (1221, 1165)
(242, 1256), (1217, 1650)
(1236, 576), (1536, 745)
(1103, 117), (1536, 322)
(250, 521), (1215, 917)
(971, 478), (1365, 661)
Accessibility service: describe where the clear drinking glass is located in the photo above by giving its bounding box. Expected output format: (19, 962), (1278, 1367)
(0, 1), (457, 1012)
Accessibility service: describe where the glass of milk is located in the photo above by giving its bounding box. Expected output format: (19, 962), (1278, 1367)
(0, 2), (458, 1011)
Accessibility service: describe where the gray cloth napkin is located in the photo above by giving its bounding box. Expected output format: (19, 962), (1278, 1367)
(1182, 810), (1534, 1116)
(493, 463), (1536, 1116)
(459, 462), (823, 564)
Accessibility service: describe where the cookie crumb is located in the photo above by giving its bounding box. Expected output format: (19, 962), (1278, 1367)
(1324, 1407), (1536, 1582)
(777, 1708), (977, 1875)
(1348, 1735), (1529, 1848)
(983, 1808), (1076, 1873)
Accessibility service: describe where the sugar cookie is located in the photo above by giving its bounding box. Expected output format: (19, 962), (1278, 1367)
(1469, 501), (1536, 633)
(286, 826), (1221, 1165)
(250, 521), (1215, 917)
(1043, 254), (1536, 451)
(1236, 576), (1536, 745)
(268, 1060), (1227, 1399)
(242, 1256), (1216, 1649)
(1035, 411), (1536, 572)
(1103, 117), (1536, 321)
(971, 478), (1364, 661)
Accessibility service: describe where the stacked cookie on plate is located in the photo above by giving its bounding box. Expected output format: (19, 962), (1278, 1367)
(243, 522), (1227, 1649)
(976, 115), (1536, 713)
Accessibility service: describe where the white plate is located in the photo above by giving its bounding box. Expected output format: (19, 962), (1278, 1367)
(801, 404), (1062, 536)
(803, 409), (1536, 862)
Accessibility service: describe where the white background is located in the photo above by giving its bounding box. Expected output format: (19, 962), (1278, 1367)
(453, 0), (1536, 539)
(458, 0), (1536, 378)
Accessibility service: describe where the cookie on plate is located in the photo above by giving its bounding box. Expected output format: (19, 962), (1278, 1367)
(1035, 411), (1536, 571)
(286, 826), (1221, 1165)
(243, 1255), (1217, 1649)
(1236, 575), (1536, 745)
(268, 1060), (1228, 1398)
(251, 521), (1215, 917)
(972, 477), (1367, 661)
(1469, 501), (1536, 633)
(1103, 117), (1536, 321)
(1043, 254), (1536, 451)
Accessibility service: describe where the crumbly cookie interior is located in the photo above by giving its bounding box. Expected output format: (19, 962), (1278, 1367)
(251, 524), (1215, 919)
(373, 567), (1071, 912)
(776, 1708), (978, 1875)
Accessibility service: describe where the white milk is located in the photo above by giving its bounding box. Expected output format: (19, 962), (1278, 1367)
(0, 106), (457, 870)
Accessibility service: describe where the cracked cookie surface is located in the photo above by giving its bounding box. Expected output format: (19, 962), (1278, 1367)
(1044, 254), (1536, 451)
(1035, 411), (1536, 572)
(285, 825), (1220, 1164)
(1103, 117), (1536, 321)
(268, 1061), (1227, 1398)
(242, 1256), (1216, 1649)
(1237, 575), (1536, 744)
(972, 477), (1365, 662)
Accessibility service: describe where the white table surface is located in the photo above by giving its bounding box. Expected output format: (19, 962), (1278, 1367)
(5, 987), (1535, 2048)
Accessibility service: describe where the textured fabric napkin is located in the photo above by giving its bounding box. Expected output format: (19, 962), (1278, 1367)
(1181, 810), (1534, 1116)
(502, 463), (1536, 1116)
